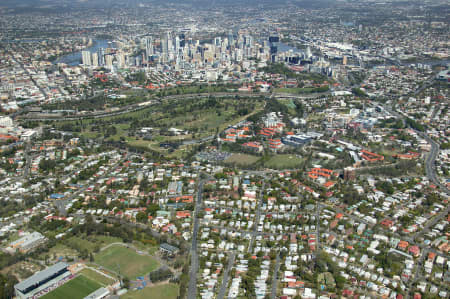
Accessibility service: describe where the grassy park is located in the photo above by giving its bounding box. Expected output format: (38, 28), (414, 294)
(224, 153), (260, 166)
(263, 154), (306, 169)
(65, 235), (122, 253)
(121, 283), (179, 299)
(94, 245), (159, 279)
(52, 96), (264, 153)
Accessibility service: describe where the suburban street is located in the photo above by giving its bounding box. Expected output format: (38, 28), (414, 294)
(217, 251), (235, 299)
(270, 253), (281, 299)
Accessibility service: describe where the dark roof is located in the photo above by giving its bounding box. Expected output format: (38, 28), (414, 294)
(15, 262), (68, 292)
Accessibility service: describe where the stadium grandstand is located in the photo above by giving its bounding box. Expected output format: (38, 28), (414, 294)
(14, 262), (72, 299)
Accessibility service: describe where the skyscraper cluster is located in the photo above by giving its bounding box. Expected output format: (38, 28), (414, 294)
(81, 47), (123, 70)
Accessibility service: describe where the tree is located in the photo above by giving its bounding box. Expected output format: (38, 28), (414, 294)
(136, 211), (148, 223)
(147, 204), (160, 217)
(375, 181), (394, 195)
(0, 273), (18, 299)
(105, 126), (118, 137)
(122, 277), (130, 289)
(39, 159), (57, 172)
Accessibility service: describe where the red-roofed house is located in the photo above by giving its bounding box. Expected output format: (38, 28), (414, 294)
(397, 240), (409, 251)
(176, 211), (191, 219)
(242, 142), (263, 153)
(408, 245), (420, 257)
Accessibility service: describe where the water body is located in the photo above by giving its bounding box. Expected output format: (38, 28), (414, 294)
(278, 42), (304, 54)
(54, 39), (110, 66)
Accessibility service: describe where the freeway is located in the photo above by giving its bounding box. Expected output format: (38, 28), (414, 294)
(18, 100), (157, 122)
(16, 89), (331, 123)
(187, 179), (204, 299)
(272, 91), (331, 99)
(16, 92), (269, 122)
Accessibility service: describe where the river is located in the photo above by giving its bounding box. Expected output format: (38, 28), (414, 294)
(278, 42), (305, 54)
(54, 39), (111, 66)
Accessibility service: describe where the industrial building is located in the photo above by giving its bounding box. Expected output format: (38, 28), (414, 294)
(7, 232), (47, 254)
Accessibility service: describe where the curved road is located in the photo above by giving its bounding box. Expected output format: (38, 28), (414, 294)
(418, 132), (449, 195)
(384, 105), (449, 195)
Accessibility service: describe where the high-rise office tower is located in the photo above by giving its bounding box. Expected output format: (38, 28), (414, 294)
(244, 35), (253, 47)
(214, 37), (221, 47)
(166, 32), (173, 53)
(269, 34), (279, 58)
(105, 55), (113, 70)
(81, 51), (92, 66)
(118, 52), (126, 68)
(228, 30), (234, 47)
(98, 48), (106, 66)
(305, 46), (312, 59)
(179, 33), (186, 48)
(175, 36), (180, 53)
(161, 37), (168, 55)
(91, 52), (99, 67)
(145, 36), (154, 58)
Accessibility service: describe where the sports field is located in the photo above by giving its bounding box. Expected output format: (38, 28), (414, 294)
(263, 154), (306, 169)
(224, 153), (260, 166)
(95, 245), (159, 279)
(41, 275), (101, 299)
(121, 283), (179, 299)
(80, 268), (116, 286)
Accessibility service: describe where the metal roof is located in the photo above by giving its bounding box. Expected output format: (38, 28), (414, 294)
(84, 287), (109, 299)
(15, 262), (68, 292)
(160, 243), (179, 253)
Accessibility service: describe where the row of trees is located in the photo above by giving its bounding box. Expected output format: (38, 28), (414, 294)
(0, 273), (18, 299)
(149, 267), (173, 283)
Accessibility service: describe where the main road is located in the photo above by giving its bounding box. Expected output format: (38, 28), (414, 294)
(248, 180), (265, 253)
(187, 179), (205, 299)
(384, 105), (449, 195)
(418, 132), (449, 195)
